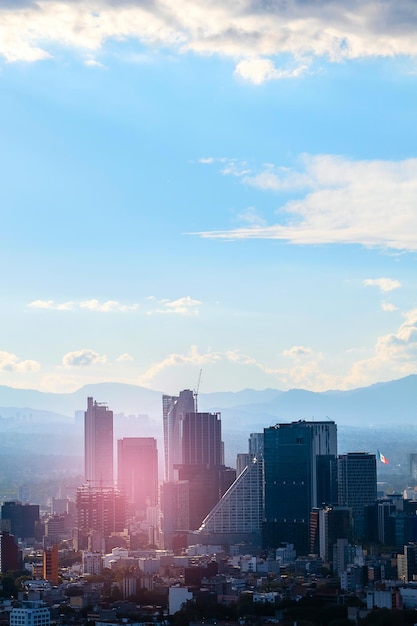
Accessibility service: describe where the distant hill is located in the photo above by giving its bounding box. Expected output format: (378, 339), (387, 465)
(0, 376), (414, 474)
(0, 375), (414, 428)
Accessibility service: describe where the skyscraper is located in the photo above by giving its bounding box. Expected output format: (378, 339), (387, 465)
(176, 411), (234, 530)
(84, 397), (114, 487)
(338, 452), (377, 538)
(263, 420), (337, 555)
(117, 437), (158, 518)
(181, 411), (223, 466)
(163, 389), (195, 482)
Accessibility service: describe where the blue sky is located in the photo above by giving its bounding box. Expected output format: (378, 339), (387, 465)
(0, 0), (416, 394)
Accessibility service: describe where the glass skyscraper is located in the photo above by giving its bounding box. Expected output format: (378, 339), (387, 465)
(263, 420), (337, 555)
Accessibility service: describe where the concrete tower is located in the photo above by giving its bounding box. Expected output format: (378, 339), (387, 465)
(84, 397), (114, 487)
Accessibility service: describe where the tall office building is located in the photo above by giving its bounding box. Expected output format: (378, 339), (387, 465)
(176, 411), (233, 530)
(161, 390), (234, 536)
(338, 452), (377, 538)
(163, 389), (195, 482)
(263, 420), (337, 555)
(117, 437), (158, 518)
(84, 397), (114, 487)
(181, 411), (223, 466)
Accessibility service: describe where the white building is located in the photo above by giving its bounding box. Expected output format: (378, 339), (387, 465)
(10, 602), (50, 626)
(168, 586), (193, 615)
(82, 551), (103, 575)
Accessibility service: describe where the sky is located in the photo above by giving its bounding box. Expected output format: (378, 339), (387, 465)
(0, 0), (417, 395)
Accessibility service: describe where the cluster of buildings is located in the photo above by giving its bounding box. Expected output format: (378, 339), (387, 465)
(3, 390), (417, 622)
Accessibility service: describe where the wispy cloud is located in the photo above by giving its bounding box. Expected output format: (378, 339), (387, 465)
(62, 349), (107, 368)
(29, 300), (75, 310)
(381, 302), (399, 312)
(2, 1), (417, 82)
(116, 353), (134, 362)
(346, 307), (417, 386)
(0, 351), (40, 373)
(195, 155), (417, 252)
(79, 299), (138, 312)
(283, 345), (314, 359)
(137, 306), (417, 391)
(234, 58), (308, 84)
(363, 278), (402, 292)
(147, 296), (202, 316)
(84, 59), (104, 68)
(28, 299), (139, 312)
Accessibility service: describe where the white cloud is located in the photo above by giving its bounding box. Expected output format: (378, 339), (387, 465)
(62, 349), (107, 368)
(346, 308), (417, 386)
(234, 58), (308, 84)
(84, 58), (104, 68)
(0, 351), (40, 372)
(283, 345), (314, 358)
(1, 1), (417, 82)
(79, 299), (139, 312)
(363, 278), (402, 292)
(116, 353), (134, 362)
(29, 299), (73, 310)
(237, 207), (267, 227)
(28, 299), (138, 312)
(148, 296), (202, 316)
(199, 157), (215, 164)
(196, 154), (417, 252)
(381, 302), (398, 312)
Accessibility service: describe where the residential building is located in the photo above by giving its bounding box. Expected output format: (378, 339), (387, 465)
(43, 545), (59, 585)
(10, 602), (50, 626)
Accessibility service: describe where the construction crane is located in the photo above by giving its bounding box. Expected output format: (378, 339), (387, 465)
(194, 368), (202, 412)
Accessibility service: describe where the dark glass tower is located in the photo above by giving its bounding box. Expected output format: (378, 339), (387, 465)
(263, 420), (337, 555)
(338, 452), (377, 538)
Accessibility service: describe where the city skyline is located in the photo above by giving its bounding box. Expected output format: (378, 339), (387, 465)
(1, 1), (416, 396)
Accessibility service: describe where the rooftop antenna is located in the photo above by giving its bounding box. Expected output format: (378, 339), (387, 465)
(194, 368), (202, 412)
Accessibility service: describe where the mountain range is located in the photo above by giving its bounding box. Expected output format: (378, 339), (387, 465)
(0, 375), (415, 469)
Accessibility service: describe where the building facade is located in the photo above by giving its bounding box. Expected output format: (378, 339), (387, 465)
(84, 396), (114, 487)
(75, 486), (127, 552)
(117, 437), (158, 519)
(338, 452), (377, 538)
(263, 420), (337, 555)
(1, 501), (39, 540)
(162, 389), (195, 482)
